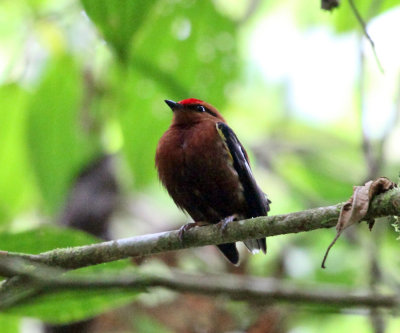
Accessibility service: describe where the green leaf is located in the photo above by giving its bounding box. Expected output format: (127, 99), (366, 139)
(7, 289), (137, 324)
(27, 56), (95, 214)
(116, 67), (171, 187)
(80, 0), (158, 62)
(0, 225), (99, 253)
(131, 0), (238, 102)
(0, 85), (35, 224)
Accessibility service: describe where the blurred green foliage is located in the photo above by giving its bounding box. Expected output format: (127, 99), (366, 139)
(7, 288), (137, 324)
(0, 226), (138, 323)
(0, 85), (33, 222)
(0, 0), (399, 331)
(0, 315), (19, 333)
(27, 56), (97, 213)
(81, 0), (157, 62)
(0, 226), (99, 253)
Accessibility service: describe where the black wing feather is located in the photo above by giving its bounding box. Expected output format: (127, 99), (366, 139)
(217, 122), (270, 216)
(217, 122), (270, 253)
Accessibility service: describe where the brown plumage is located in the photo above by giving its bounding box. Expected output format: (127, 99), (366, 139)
(155, 98), (270, 264)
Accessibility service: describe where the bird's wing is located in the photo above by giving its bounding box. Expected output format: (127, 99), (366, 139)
(216, 122), (270, 216)
(216, 122), (270, 253)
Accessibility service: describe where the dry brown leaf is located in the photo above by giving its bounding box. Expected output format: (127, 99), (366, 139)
(335, 181), (372, 233)
(368, 177), (395, 200)
(321, 177), (396, 268)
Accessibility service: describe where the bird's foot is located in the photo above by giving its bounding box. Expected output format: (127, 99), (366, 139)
(178, 221), (209, 242)
(218, 214), (239, 234)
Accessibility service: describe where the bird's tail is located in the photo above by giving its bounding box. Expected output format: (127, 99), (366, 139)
(217, 243), (239, 265)
(243, 238), (267, 254)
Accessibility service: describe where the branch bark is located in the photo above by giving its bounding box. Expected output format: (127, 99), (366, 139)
(55, 271), (398, 309)
(0, 257), (397, 310)
(2, 188), (400, 270)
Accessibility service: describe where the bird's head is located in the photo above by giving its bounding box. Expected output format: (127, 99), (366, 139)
(165, 98), (225, 125)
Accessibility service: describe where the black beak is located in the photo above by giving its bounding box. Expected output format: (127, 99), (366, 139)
(164, 100), (182, 111)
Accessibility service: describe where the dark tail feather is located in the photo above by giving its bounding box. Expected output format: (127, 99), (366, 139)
(243, 238), (267, 254)
(217, 243), (239, 265)
(259, 238), (267, 254)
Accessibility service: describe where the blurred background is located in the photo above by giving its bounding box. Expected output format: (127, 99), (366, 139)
(1, 0), (400, 332)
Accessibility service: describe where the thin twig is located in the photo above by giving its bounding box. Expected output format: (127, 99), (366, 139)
(348, 0), (384, 73)
(321, 231), (342, 268)
(239, 0), (261, 24)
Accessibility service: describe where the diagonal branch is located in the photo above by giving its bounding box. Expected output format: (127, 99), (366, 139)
(2, 188), (400, 270)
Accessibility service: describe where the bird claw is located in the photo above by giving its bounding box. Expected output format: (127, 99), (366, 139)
(178, 223), (195, 242)
(178, 221), (208, 242)
(218, 214), (238, 234)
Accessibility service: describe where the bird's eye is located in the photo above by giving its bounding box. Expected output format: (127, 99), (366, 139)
(196, 105), (206, 112)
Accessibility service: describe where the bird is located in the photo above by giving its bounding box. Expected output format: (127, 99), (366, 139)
(155, 98), (271, 265)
